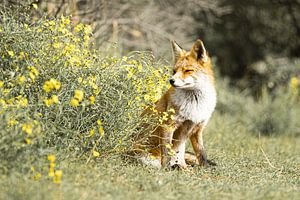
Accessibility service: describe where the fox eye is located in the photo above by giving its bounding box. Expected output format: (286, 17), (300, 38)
(184, 69), (194, 73)
(173, 70), (176, 75)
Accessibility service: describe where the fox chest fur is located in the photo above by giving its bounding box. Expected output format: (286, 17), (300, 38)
(170, 81), (216, 125)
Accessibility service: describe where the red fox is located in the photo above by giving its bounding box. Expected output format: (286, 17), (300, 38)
(134, 39), (217, 169)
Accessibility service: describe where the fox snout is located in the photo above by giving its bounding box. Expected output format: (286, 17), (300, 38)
(169, 75), (196, 89)
(169, 78), (175, 86)
(169, 77), (183, 88)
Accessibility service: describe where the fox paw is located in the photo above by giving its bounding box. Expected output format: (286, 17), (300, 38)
(199, 159), (217, 167)
(168, 163), (188, 170)
(206, 159), (217, 166)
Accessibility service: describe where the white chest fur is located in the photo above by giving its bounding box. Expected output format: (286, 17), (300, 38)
(171, 83), (216, 124)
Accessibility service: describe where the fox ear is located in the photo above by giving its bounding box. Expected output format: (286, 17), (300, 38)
(190, 39), (208, 62)
(171, 40), (184, 63)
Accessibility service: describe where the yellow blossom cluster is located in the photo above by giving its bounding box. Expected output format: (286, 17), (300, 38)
(43, 79), (61, 107)
(70, 90), (84, 107)
(122, 58), (170, 109)
(92, 150), (100, 157)
(158, 108), (176, 124)
(43, 79), (61, 93)
(97, 119), (105, 137)
(44, 95), (59, 107)
(27, 66), (39, 81)
(21, 120), (40, 145)
(47, 155), (62, 184)
(289, 76), (299, 96)
(87, 119), (105, 138)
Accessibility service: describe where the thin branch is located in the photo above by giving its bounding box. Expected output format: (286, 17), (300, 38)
(258, 132), (278, 169)
(55, 0), (65, 17)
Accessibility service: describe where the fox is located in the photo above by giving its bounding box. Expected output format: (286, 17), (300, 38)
(133, 39), (217, 169)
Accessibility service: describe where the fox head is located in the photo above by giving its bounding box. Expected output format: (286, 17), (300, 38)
(169, 39), (214, 90)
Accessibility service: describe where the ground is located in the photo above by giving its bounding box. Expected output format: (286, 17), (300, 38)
(1, 120), (299, 200)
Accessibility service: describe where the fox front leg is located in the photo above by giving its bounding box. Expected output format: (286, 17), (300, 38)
(190, 124), (216, 166)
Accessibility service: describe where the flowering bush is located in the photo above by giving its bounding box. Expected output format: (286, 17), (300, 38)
(0, 10), (170, 173)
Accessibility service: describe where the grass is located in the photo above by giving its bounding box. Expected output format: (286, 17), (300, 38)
(1, 113), (299, 200)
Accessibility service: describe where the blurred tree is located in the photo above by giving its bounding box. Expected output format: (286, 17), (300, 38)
(198, 0), (300, 79)
(14, 0), (228, 57)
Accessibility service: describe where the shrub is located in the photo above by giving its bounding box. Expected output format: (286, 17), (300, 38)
(0, 10), (170, 171)
(216, 79), (300, 136)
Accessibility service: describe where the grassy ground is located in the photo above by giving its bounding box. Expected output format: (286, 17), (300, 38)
(1, 114), (299, 200)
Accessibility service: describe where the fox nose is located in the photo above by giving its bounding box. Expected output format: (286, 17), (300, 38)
(169, 78), (175, 86)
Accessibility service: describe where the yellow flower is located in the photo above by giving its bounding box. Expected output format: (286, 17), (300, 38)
(18, 52), (25, 59)
(170, 115), (175, 120)
(3, 89), (10, 95)
(290, 76), (299, 95)
(55, 170), (63, 177)
(89, 96), (95, 104)
(52, 42), (61, 49)
(25, 138), (31, 144)
(18, 97), (28, 107)
(92, 150), (100, 157)
(77, 77), (83, 83)
(84, 25), (92, 35)
(48, 20), (55, 26)
(98, 126), (104, 137)
(52, 79), (61, 90)
(53, 170), (62, 184)
(74, 23), (84, 33)
(32, 3), (38, 9)
(89, 129), (95, 137)
(43, 79), (61, 92)
(7, 98), (14, 105)
(168, 108), (176, 114)
(93, 88), (100, 95)
(43, 81), (52, 93)
(29, 72), (36, 81)
(22, 123), (33, 135)
(49, 163), (55, 170)
(70, 98), (79, 107)
(165, 143), (172, 149)
(8, 119), (18, 127)
(48, 155), (56, 163)
(63, 44), (76, 55)
(60, 15), (70, 26)
(0, 81), (4, 88)
(28, 66), (39, 76)
(74, 90), (84, 102)
(51, 95), (59, 104)
(7, 50), (14, 57)
(44, 98), (53, 107)
(33, 172), (41, 181)
(0, 98), (6, 105)
(64, 18), (70, 25)
(48, 168), (55, 177)
(17, 75), (26, 84)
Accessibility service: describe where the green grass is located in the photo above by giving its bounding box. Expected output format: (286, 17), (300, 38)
(1, 113), (299, 200)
